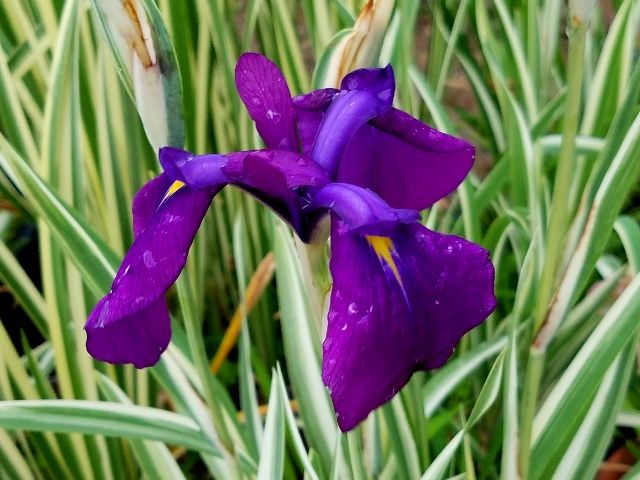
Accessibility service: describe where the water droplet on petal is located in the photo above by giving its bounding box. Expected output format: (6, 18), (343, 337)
(347, 302), (358, 315)
(266, 109), (279, 120)
(341, 323), (348, 331)
(143, 250), (157, 268)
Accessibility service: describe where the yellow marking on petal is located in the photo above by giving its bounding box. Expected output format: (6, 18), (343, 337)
(366, 235), (403, 287)
(162, 180), (185, 203)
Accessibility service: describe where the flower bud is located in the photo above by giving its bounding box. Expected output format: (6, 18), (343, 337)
(92, 0), (183, 150)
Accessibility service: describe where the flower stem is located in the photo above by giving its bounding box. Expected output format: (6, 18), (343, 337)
(520, 13), (589, 478)
(533, 14), (588, 335)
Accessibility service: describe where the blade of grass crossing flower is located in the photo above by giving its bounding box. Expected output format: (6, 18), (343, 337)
(273, 222), (343, 475)
(97, 375), (187, 480)
(531, 273), (640, 479)
(256, 370), (285, 480)
(551, 342), (636, 480)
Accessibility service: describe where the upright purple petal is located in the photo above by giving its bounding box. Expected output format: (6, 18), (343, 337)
(323, 219), (495, 431)
(85, 184), (218, 367)
(293, 88), (338, 156)
(235, 53), (298, 150)
(337, 108), (475, 210)
(310, 66), (395, 175)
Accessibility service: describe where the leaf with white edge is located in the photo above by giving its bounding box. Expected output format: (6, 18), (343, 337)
(273, 222), (342, 474)
(97, 375), (187, 480)
(531, 273), (640, 479)
(551, 345), (635, 480)
(0, 400), (220, 455)
(256, 370), (285, 480)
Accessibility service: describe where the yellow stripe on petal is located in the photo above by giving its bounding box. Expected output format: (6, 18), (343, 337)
(162, 180), (185, 203)
(366, 235), (403, 286)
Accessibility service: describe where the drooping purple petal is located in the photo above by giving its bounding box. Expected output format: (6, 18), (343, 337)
(235, 53), (298, 151)
(85, 184), (218, 367)
(323, 219), (495, 431)
(310, 65), (395, 175)
(310, 183), (418, 236)
(132, 173), (173, 237)
(336, 108), (475, 210)
(161, 147), (330, 241)
(85, 296), (171, 368)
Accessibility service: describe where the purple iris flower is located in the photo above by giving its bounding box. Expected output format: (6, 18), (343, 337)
(85, 52), (496, 431)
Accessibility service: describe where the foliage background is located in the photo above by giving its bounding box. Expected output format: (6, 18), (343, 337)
(0, 0), (639, 478)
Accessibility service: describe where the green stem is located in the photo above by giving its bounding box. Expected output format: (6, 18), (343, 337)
(518, 346), (545, 479)
(533, 19), (588, 334)
(521, 15), (589, 479)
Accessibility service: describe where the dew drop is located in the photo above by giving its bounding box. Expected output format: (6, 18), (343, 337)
(341, 323), (348, 331)
(347, 302), (358, 315)
(143, 250), (157, 268)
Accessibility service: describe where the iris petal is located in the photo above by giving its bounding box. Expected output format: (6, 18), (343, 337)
(235, 53), (298, 151)
(293, 88), (338, 155)
(310, 183), (418, 235)
(85, 183), (217, 367)
(310, 66), (395, 175)
(337, 108), (475, 210)
(161, 147), (330, 241)
(323, 219), (495, 431)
